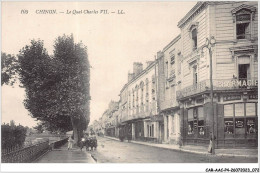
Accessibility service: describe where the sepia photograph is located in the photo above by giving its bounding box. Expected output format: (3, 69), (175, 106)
(1, 0), (259, 172)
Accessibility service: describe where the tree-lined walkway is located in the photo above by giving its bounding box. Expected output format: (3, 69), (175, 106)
(35, 143), (96, 163)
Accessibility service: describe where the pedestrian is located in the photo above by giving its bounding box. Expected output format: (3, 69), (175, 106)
(208, 132), (216, 154)
(68, 136), (74, 150)
(177, 133), (183, 148)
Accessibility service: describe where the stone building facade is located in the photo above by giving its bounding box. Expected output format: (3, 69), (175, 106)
(92, 1), (258, 149)
(118, 61), (164, 142)
(176, 1), (258, 148)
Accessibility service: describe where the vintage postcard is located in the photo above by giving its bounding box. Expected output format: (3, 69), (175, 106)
(1, 1), (259, 172)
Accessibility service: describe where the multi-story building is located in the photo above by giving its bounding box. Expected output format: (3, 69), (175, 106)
(158, 34), (183, 144)
(93, 1), (258, 149)
(118, 61), (164, 142)
(102, 101), (119, 137)
(175, 1), (258, 148)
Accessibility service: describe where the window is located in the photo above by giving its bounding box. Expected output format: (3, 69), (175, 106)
(224, 119), (234, 135)
(198, 107), (204, 137)
(231, 5), (256, 40)
(236, 13), (250, 39)
(165, 61), (168, 79)
(192, 29), (197, 50)
(170, 55), (175, 65)
(147, 124), (154, 137)
(246, 118), (256, 134)
(193, 65), (198, 85)
(246, 103), (255, 116)
(235, 103), (244, 117)
(188, 109), (194, 135)
(238, 64), (250, 88)
(224, 103), (257, 139)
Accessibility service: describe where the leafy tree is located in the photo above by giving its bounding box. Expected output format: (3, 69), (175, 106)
(18, 35), (90, 144)
(1, 52), (18, 86)
(33, 122), (44, 133)
(53, 35), (90, 144)
(1, 123), (27, 149)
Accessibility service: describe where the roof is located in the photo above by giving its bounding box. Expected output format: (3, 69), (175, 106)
(177, 1), (206, 28)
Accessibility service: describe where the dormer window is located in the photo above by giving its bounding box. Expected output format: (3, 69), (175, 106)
(231, 4), (256, 40)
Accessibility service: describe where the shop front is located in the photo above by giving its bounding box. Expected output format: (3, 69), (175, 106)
(180, 91), (258, 148)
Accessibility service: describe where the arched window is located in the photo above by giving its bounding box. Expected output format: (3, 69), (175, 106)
(191, 29), (197, 50)
(188, 22), (199, 51)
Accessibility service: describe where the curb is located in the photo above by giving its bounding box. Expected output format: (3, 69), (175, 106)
(90, 154), (98, 163)
(103, 136), (258, 159)
(32, 149), (51, 163)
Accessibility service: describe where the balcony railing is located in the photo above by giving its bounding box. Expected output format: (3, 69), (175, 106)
(176, 78), (258, 99)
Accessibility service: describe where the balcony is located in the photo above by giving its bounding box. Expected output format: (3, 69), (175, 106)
(176, 78), (258, 100)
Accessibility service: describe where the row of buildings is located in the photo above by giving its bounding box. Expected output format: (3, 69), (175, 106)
(91, 1), (258, 148)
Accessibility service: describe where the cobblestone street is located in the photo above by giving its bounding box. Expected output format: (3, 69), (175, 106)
(88, 137), (257, 163)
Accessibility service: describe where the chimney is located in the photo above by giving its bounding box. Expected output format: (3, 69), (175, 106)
(128, 73), (135, 82)
(146, 61), (154, 67)
(133, 62), (143, 76)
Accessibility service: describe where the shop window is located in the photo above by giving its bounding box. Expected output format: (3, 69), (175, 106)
(235, 118), (245, 137)
(246, 118), (257, 134)
(198, 120), (204, 136)
(224, 118), (234, 138)
(188, 109), (194, 135)
(198, 107), (204, 137)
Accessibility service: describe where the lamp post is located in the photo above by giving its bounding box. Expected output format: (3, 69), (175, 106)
(202, 36), (216, 155)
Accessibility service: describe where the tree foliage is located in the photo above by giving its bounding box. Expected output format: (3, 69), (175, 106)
(1, 52), (18, 86)
(1, 123), (27, 149)
(18, 35), (90, 143)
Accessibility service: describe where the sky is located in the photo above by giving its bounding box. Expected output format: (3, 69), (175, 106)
(1, 1), (197, 128)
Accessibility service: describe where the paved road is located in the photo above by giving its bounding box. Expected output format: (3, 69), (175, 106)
(88, 137), (257, 163)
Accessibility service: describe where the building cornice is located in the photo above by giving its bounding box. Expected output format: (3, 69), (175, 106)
(177, 1), (206, 28)
(163, 34), (181, 53)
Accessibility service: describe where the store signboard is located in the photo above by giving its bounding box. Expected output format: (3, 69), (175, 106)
(249, 94), (258, 100)
(223, 95), (241, 102)
(216, 79), (258, 88)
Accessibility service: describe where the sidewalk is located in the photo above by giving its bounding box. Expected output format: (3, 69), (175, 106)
(104, 136), (258, 158)
(35, 143), (96, 163)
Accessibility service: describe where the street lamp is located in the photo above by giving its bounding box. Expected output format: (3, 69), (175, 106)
(201, 36), (216, 155)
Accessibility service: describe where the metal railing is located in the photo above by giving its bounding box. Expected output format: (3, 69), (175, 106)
(177, 78), (258, 99)
(1, 140), (49, 163)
